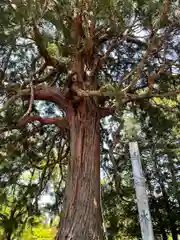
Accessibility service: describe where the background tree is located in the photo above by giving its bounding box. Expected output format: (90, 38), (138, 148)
(102, 96), (180, 240)
(0, 0), (179, 239)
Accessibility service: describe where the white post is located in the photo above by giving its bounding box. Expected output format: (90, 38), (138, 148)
(129, 141), (154, 240)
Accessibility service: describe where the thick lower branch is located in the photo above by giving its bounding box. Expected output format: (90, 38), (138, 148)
(17, 115), (69, 129)
(1, 85), (69, 112)
(21, 86), (69, 109)
(0, 116), (69, 134)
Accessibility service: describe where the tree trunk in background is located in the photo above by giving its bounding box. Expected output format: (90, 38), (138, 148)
(168, 159), (180, 208)
(160, 182), (178, 240)
(154, 156), (178, 240)
(161, 231), (168, 240)
(5, 233), (11, 240)
(56, 102), (103, 240)
(157, 207), (167, 240)
(155, 201), (167, 240)
(4, 228), (12, 240)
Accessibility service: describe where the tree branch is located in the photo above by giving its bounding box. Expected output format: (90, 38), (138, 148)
(32, 22), (67, 73)
(21, 81), (34, 119)
(125, 35), (147, 48)
(100, 39), (119, 62)
(100, 107), (115, 117)
(99, 31), (148, 64)
(32, 22), (56, 66)
(0, 115), (69, 133)
(72, 85), (102, 97)
(97, 32), (148, 48)
(122, 90), (180, 104)
(1, 85), (69, 112)
(16, 115), (69, 129)
(100, 89), (180, 117)
(4, 69), (59, 91)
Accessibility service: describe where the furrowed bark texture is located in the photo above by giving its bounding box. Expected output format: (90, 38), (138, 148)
(56, 102), (103, 240)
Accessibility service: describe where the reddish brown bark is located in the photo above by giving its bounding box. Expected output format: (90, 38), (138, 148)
(56, 101), (104, 240)
(16, 115), (69, 129)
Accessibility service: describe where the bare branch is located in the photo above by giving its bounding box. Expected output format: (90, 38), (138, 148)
(100, 31), (146, 63)
(20, 69), (58, 88)
(20, 82), (34, 119)
(1, 67), (55, 96)
(101, 39), (118, 62)
(147, 65), (167, 88)
(125, 35), (147, 48)
(122, 36), (157, 93)
(1, 43), (15, 73)
(97, 32), (148, 48)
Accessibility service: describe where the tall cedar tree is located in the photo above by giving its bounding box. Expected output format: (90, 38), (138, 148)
(0, 0), (179, 239)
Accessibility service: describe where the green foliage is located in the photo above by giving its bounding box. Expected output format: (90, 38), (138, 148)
(0, 0), (179, 239)
(47, 43), (59, 58)
(21, 224), (56, 240)
(122, 113), (141, 140)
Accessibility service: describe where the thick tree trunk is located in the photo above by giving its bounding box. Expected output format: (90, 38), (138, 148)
(56, 102), (103, 240)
